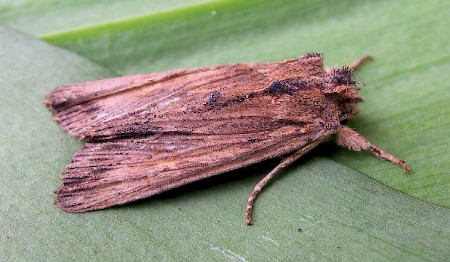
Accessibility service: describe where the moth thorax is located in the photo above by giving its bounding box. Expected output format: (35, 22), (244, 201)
(323, 67), (363, 121)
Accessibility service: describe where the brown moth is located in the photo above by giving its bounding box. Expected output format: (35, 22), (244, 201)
(45, 53), (410, 225)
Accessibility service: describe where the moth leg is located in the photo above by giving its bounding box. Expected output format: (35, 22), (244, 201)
(246, 138), (327, 226)
(348, 55), (373, 72)
(337, 125), (410, 173)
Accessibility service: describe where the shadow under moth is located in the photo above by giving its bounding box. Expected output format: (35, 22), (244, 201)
(45, 53), (410, 225)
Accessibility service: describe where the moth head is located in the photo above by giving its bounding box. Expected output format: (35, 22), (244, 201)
(324, 66), (364, 121)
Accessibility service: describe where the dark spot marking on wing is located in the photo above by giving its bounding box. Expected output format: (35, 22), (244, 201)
(263, 78), (307, 95)
(206, 90), (223, 107)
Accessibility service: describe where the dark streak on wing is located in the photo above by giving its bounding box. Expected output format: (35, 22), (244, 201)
(209, 78), (310, 109)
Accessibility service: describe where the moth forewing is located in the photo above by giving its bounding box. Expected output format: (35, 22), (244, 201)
(46, 53), (410, 225)
(45, 57), (326, 140)
(56, 127), (333, 213)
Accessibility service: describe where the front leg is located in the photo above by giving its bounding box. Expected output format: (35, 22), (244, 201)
(337, 125), (410, 173)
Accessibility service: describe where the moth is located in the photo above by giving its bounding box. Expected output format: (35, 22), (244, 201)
(45, 53), (410, 225)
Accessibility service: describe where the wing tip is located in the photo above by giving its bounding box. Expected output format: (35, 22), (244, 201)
(55, 188), (79, 213)
(44, 94), (89, 141)
(55, 186), (93, 213)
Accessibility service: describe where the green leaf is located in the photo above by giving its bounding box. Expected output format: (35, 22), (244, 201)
(1, 0), (449, 260)
(0, 0), (209, 35)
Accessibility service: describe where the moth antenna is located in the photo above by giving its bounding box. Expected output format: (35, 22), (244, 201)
(326, 55), (373, 75)
(348, 55), (373, 72)
(246, 138), (327, 226)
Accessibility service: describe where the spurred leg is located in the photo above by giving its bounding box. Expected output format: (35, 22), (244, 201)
(246, 138), (327, 226)
(337, 126), (410, 173)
